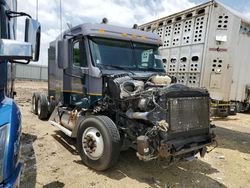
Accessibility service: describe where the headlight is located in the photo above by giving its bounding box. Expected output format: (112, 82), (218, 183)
(0, 124), (8, 183)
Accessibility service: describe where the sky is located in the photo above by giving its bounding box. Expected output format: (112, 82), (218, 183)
(16, 0), (250, 66)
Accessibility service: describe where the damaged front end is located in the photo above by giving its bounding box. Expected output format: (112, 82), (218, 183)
(104, 74), (217, 163)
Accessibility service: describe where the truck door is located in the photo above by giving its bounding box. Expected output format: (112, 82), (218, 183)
(64, 37), (89, 107)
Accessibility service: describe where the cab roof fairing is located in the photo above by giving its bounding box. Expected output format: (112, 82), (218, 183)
(52, 23), (162, 46)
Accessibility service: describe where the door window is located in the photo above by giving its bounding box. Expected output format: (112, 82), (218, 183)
(73, 39), (88, 67)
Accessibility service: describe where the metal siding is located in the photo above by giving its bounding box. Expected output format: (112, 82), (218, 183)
(230, 30), (250, 101)
(202, 4), (236, 101)
(41, 66), (48, 80)
(15, 64), (48, 81)
(139, 4), (211, 88)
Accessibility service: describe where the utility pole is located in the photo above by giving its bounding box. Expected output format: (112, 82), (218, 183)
(36, 0), (38, 20)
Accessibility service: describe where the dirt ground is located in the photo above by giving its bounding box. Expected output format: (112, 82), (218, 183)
(14, 80), (250, 188)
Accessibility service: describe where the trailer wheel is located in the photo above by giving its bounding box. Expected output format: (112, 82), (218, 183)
(31, 92), (40, 114)
(216, 107), (228, 117)
(77, 116), (120, 171)
(37, 94), (49, 120)
(228, 104), (237, 116)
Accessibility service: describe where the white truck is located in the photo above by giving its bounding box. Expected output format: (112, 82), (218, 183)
(139, 0), (250, 116)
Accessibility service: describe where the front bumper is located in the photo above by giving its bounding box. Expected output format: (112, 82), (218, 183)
(137, 132), (217, 161)
(0, 163), (22, 188)
(159, 134), (217, 158)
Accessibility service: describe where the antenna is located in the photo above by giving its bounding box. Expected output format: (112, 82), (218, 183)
(60, 0), (62, 38)
(66, 22), (72, 29)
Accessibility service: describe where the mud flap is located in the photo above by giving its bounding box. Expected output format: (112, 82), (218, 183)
(200, 146), (207, 158)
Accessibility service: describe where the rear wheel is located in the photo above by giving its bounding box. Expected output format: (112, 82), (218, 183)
(37, 94), (49, 120)
(77, 116), (120, 171)
(48, 100), (57, 115)
(31, 92), (40, 114)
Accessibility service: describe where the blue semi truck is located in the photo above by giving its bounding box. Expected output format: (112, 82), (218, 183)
(0, 0), (40, 187)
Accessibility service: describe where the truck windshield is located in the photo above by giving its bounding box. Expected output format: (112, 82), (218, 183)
(89, 37), (165, 72)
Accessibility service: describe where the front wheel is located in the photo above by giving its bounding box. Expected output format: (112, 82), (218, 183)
(77, 116), (120, 171)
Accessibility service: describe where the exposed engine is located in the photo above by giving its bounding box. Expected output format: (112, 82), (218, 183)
(102, 74), (216, 162)
(106, 74), (171, 123)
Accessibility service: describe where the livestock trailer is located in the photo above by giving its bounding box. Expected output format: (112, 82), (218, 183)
(139, 0), (250, 116)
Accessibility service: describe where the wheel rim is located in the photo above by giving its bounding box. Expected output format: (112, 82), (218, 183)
(82, 127), (104, 160)
(32, 96), (36, 111)
(37, 99), (41, 115)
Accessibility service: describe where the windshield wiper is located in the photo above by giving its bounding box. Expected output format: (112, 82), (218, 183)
(98, 64), (135, 75)
(139, 67), (165, 73)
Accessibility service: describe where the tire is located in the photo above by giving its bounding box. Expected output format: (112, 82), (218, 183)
(77, 116), (120, 171)
(37, 94), (49, 120)
(228, 105), (237, 116)
(31, 92), (40, 115)
(216, 107), (228, 117)
(48, 100), (57, 115)
(236, 102), (243, 113)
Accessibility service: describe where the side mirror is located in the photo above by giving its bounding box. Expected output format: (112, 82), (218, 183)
(0, 39), (32, 61)
(25, 18), (41, 61)
(57, 39), (69, 69)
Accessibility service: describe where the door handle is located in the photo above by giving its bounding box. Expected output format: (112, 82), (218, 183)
(81, 68), (88, 74)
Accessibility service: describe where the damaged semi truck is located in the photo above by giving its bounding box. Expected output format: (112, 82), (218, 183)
(32, 22), (216, 171)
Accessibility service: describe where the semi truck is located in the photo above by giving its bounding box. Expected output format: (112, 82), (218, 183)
(32, 21), (216, 171)
(0, 0), (40, 187)
(139, 0), (250, 117)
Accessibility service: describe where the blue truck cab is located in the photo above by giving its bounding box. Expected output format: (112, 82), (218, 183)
(0, 97), (22, 187)
(0, 0), (40, 187)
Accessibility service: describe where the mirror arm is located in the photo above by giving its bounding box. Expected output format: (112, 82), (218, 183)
(63, 34), (83, 39)
(63, 69), (82, 79)
(9, 60), (30, 65)
(6, 10), (32, 19)
(63, 34), (75, 39)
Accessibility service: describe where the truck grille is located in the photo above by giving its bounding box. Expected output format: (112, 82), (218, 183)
(168, 97), (209, 133)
